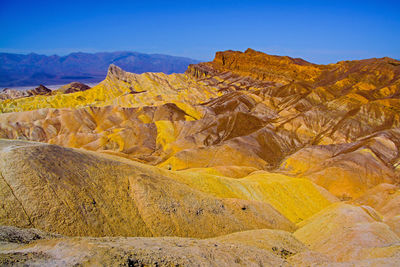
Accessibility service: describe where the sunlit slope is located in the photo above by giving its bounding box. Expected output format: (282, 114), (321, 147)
(351, 183), (400, 236)
(2, 205), (400, 265)
(0, 64), (220, 117)
(0, 226), (311, 266)
(1, 49), (400, 200)
(0, 139), (303, 237)
(0, 228), (288, 266)
(294, 203), (400, 262)
(170, 170), (337, 223)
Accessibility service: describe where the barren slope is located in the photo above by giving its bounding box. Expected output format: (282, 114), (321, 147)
(1, 49), (400, 265)
(1, 49), (399, 199)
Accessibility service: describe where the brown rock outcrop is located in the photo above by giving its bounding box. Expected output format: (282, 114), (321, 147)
(26, 84), (51, 96)
(54, 82), (91, 94)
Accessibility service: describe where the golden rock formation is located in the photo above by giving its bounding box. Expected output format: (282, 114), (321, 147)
(1, 49), (399, 199)
(1, 49), (400, 265)
(0, 140), (298, 237)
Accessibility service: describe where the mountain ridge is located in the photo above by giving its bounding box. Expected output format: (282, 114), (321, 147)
(0, 51), (200, 87)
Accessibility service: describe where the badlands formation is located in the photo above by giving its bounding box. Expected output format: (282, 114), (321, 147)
(0, 49), (400, 266)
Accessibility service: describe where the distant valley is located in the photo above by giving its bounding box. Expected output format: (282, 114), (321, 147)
(0, 51), (199, 87)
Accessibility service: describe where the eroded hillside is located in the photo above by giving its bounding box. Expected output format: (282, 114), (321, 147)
(1, 49), (400, 265)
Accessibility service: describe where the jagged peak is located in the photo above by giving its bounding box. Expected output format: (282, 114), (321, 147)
(245, 48), (257, 53)
(107, 64), (125, 76)
(106, 64), (136, 83)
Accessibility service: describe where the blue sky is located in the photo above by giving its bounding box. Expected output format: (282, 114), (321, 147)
(0, 0), (399, 63)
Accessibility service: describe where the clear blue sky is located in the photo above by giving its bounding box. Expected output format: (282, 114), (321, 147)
(1, 0), (399, 63)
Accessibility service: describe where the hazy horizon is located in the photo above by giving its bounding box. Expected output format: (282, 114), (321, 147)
(0, 50), (202, 60)
(1, 49), (399, 66)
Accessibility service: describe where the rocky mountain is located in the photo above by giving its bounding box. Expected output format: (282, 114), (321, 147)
(0, 49), (400, 265)
(0, 51), (199, 87)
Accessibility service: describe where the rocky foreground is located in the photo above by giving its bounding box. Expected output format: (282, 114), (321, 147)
(0, 49), (400, 266)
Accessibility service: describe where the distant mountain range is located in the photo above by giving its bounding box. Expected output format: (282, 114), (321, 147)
(0, 51), (199, 87)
